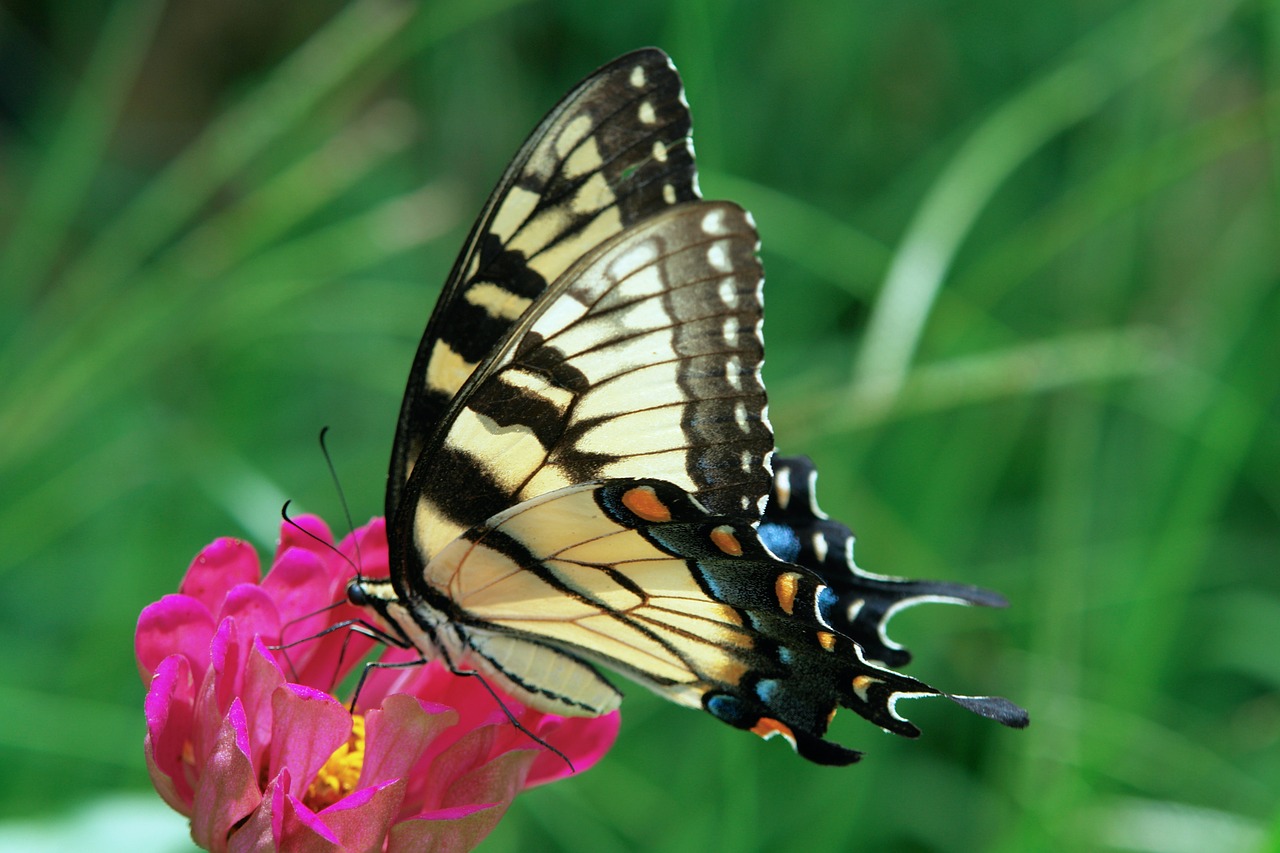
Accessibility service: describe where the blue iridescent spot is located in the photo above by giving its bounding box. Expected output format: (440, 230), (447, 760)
(756, 679), (781, 703)
(706, 693), (749, 725)
(693, 565), (728, 602)
(816, 585), (839, 628)
(757, 522), (800, 562)
(778, 646), (794, 665)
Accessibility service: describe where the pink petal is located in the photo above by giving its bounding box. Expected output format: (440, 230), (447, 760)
(210, 616), (251, 720)
(359, 694), (458, 788)
(241, 638), (288, 771)
(191, 660), (222, 777)
(191, 699), (261, 853)
(393, 750), (537, 853)
(135, 595), (215, 683)
(525, 711), (621, 787)
(277, 795), (342, 852)
(440, 748), (535, 812)
(227, 770), (287, 853)
(182, 538), (262, 614)
(291, 601), (379, 690)
(403, 723), (498, 813)
(387, 803), (503, 853)
(220, 583), (283, 647)
(348, 646), (426, 711)
(275, 514), (334, 563)
(419, 664), (518, 733)
(392, 750), (538, 853)
(262, 546), (340, 627)
(267, 684), (351, 800)
(339, 518), (388, 577)
(319, 778), (406, 851)
(142, 655), (195, 813)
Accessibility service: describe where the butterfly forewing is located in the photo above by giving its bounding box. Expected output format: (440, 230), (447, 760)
(400, 200), (772, 564)
(388, 49), (700, 517)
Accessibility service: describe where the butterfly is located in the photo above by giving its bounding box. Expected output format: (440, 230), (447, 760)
(348, 48), (1027, 765)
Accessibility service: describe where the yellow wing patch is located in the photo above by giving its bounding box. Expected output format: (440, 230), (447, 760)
(421, 482), (757, 706)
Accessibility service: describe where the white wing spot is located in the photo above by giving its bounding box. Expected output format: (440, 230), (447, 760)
(639, 100), (657, 124)
(718, 278), (738, 306)
(630, 64), (647, 88)
(740, 449), (754, 473)
(608, 242), (660, 282)
(652, 140), (668, 163)
(662, 183), (676, 204)
(701, 207), (728, 235)
(725, 356), (742, 390)
(723, 316), (739, 345)
(812, 531), (828, 563)
(707, 243), (730, 272)
(846, 598), (865, 626)
(734, 400), (749, 432)
(775, 465), (792, 510)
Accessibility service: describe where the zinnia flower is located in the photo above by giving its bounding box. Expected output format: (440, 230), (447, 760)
(136, 514), (619, 852)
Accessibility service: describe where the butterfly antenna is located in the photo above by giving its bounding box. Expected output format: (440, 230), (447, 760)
(318, 426), (364, 578)
(280, 500), (361, 578)
(275, 500), (367, 683)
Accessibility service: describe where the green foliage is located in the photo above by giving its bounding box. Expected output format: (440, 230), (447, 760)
(1, 0), (1276, 849)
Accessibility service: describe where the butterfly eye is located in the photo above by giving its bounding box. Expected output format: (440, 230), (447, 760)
(345, 578), (369, 607)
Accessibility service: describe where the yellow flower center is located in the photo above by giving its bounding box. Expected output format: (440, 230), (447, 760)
(305, 714), (366, 809)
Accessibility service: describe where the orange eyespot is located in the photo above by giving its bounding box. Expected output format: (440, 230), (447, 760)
(816, 631), (837, 651)
(710, 525), (743, 556)
(621, 486), (672, 522)
(851, 675), (876, 700)
(750, 717), (796, 745)
(775, 571), (801, 615)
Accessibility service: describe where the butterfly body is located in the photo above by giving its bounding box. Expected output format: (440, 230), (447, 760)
(350, 48), (1027, 766)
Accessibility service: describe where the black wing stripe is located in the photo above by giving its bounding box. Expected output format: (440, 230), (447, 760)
(452, 528), (720, 687)
(388, 49), (699, 516)
(404, 202), (770, 562)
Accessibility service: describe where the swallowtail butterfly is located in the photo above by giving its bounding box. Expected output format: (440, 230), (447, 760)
(348, 48), (1027, 765)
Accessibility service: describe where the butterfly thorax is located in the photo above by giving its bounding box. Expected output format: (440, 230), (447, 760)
(346, 573), (452, 664)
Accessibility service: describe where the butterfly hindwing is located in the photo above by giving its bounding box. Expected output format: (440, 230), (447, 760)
(388, 48), (700, 517)
(761, 455), (1011, 667)
(416, 478), (1024, 765)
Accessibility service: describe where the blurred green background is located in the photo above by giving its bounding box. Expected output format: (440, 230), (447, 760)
(1, 0), (1277, 850)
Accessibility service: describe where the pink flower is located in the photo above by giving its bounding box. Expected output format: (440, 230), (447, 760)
(136, 515), (619, 852)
